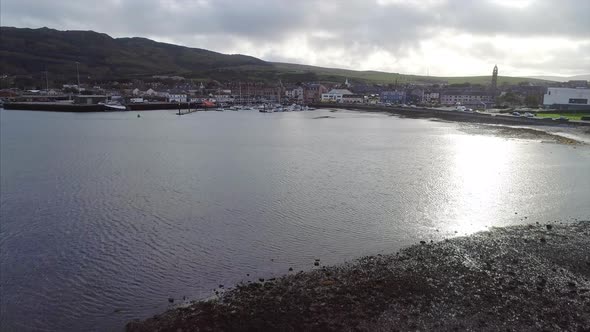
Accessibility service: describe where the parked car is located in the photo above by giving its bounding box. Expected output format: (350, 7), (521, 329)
(524, 112), (535, 117)
(512, 112), (521, 116)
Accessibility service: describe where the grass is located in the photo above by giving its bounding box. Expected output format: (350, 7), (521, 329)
(535, 113), (590, 120)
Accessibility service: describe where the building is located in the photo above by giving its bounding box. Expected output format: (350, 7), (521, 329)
(303, 83), (328, 104)
(285, 86), (304, 102)
(440, 92), (493, 106)
(423, 92), (440, 104)
(543, 87), (590, 110)
(168, 93), (187, 103)
(321, 89), (353, 103)
(341, 94), (364, 103)
(380, 90), (406, 104)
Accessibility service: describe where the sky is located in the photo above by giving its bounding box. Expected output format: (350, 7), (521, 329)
(2, 0), (589, 77)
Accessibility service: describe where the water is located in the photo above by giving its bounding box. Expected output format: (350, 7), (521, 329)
(1, 109), (589, 331)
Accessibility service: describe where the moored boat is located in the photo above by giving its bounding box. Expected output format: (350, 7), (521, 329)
(100, 101), (127, 111)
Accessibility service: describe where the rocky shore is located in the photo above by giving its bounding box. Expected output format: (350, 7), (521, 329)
(126, 222), (589, 331)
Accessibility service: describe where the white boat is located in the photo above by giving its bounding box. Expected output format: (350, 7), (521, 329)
(100, 101), (127, 111)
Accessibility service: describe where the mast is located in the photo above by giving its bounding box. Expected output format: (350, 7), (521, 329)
(44, 70), (49, 93)
(75, 61), (81, 93)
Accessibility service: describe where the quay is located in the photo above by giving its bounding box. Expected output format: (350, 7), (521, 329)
(2, 102), (208, 112)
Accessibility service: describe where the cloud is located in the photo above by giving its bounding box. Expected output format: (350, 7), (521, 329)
(2, 0), (589, 76)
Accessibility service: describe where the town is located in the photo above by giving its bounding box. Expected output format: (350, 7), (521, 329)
(1, 66), (589, 118)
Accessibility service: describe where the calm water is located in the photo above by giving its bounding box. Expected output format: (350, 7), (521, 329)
(1, 109), (589, 331)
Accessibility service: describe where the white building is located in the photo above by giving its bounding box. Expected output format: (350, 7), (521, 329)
(286, 87), (304, 102)
(341, 94), (364, 103)
(543, 87), (590, 109)
(321, 89), (353, 103)
(168, 94), (187, 103)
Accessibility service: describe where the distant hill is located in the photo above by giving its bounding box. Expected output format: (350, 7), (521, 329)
(0, 26), (552, 86)
(528, 75), (590, 82)
(270, 62), (549, 85)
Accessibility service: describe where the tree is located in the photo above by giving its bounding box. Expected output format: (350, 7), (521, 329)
(524, 94), (540, 107)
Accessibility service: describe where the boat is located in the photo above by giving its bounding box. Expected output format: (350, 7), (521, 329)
(100, 100), (127, 111)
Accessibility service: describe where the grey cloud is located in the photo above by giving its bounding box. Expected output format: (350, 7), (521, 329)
(2, 0), (589, 75)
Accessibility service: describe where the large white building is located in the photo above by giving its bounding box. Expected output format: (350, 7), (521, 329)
(543, 87), (590, 109)
(321, 89), (353, 103)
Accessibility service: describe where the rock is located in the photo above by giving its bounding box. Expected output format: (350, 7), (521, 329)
(546, 225), (553, 230)
(288, 267), (293, 271)
(320, 280), (336, 286)
(420, 241), (426, 245)
(168, 298), (174, 303)
(314, 262), (320, 266)
(259, 278), (265, 282)
(540, 237), (547, 243)
(219, 284), (224, 288)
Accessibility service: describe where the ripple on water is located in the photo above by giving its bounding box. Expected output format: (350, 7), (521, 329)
(1, 109), (589, 331)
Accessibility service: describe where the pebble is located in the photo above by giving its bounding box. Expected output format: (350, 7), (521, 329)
(168, 298), (174, 303)
(546, 225), (553, 230)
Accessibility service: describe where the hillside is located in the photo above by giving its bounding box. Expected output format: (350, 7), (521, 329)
(0, 27), (551, 86)
(0, 27), (268, 82)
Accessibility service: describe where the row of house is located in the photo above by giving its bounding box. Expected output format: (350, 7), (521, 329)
(319, 88), (493, 107)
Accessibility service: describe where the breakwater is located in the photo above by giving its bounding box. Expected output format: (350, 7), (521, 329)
(2, 102), (206, 112)
(311, 103), (590, 127)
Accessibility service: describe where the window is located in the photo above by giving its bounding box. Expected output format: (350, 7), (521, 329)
(569, 98), (588, 104)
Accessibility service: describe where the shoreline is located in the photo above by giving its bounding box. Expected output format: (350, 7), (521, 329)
(126, 221), (590, 331)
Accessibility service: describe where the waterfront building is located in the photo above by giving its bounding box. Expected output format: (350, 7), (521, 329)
(168, 93), (187, 103)
(285, 86), (304, 102)
(543, 87), (590, 110)
(423, 92), (440, 104)
(440, 92), (493, 106)
(341, 94), (364, 103)
(303, 83), (328, 104)
(380, 90), (406, 104)
(321, 89), (353, 102)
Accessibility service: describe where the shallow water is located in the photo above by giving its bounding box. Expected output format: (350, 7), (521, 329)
(1, 109), (589, 331)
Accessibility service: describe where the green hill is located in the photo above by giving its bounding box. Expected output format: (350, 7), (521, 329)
(0, 26), (268, 82)
(0, 27), (551, 86)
